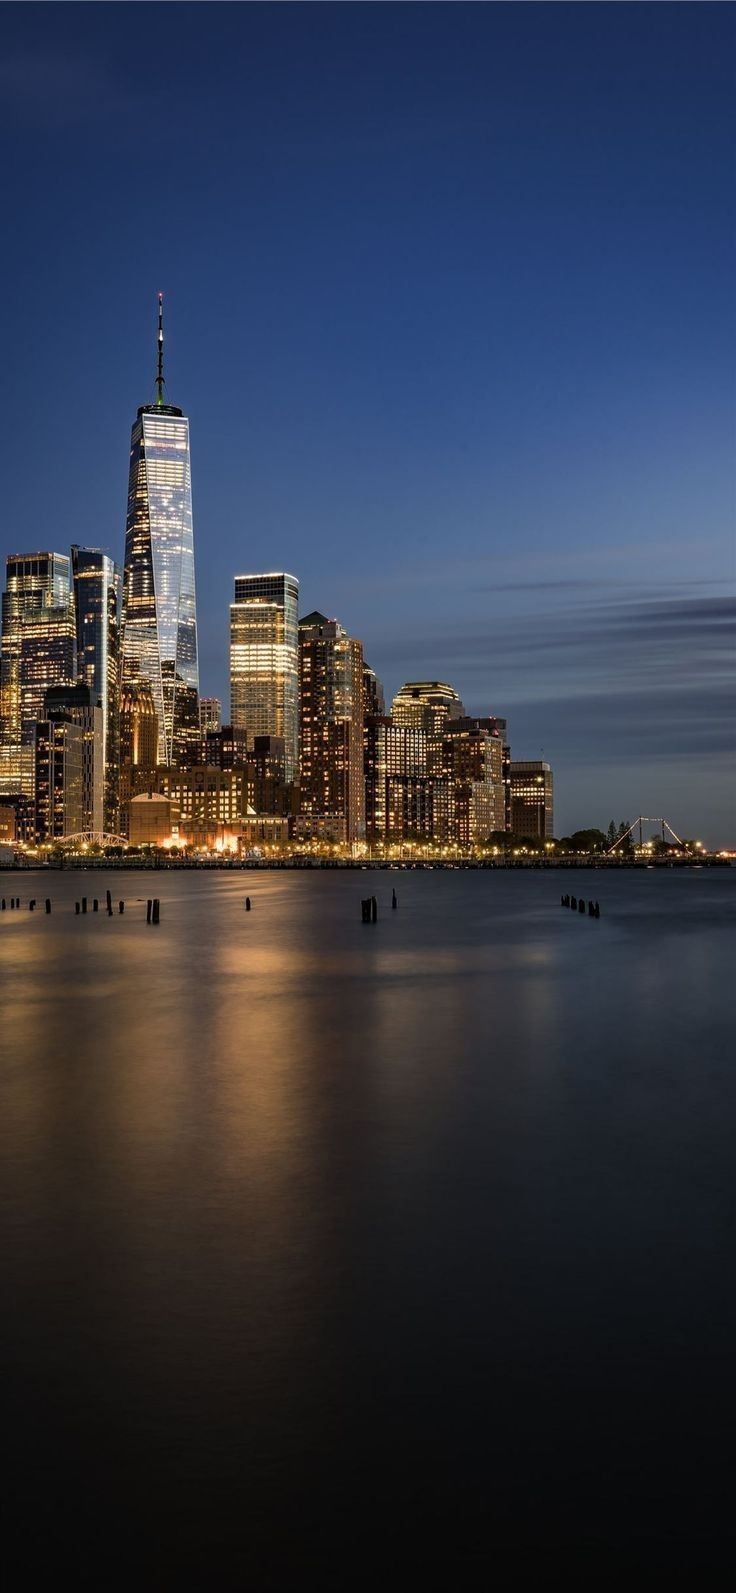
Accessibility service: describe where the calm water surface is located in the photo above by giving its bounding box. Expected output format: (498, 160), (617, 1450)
(1, 868), (734, 1584)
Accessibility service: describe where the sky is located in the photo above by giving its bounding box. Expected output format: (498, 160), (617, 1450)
(0, 1), (733, 843)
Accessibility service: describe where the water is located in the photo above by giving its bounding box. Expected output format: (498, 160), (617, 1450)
(1, 868), (734, 1583)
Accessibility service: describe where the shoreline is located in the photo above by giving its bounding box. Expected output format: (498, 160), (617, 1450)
(2, 857), (729, 873)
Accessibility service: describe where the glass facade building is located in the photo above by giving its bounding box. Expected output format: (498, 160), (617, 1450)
(71, 546), (120, 829)
(34, 716), (84, 842)
(230, 574), (299, 782)
(0, 553), (77, 797)
(120, 316), (199, 769)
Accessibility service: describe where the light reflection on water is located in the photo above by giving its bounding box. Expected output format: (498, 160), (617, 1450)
(1, 867), (734, 1582)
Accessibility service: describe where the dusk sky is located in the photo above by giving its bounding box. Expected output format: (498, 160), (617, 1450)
(1, 3), (733, 842)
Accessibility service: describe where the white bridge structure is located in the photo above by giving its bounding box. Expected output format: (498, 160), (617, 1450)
(606, 816), (685, 854)
(58, 832), (129, 849)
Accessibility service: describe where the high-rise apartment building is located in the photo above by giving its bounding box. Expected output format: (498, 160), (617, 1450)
(509, 761), (554, 838)
(230, 573), (299, 782)
(365, 717), (431, 841)
(71, 546), (120, 830)
(298, 611), (365, 843)
(442, 725), (506, 837)
(0, 553), (77, 796)
(120, 296), (199, 768)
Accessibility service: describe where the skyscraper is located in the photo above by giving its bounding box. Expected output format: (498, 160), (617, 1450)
(34, 716), (84, 843)
(229, 573), (299, 782)
(0, 553), (77, 796)
(120, 295), (199, 768)
(71, 546), (120, 830)
(509, 761), (554, 838)
(298, 611), (365, 843)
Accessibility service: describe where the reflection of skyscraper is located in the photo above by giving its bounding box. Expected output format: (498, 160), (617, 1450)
(71, 546), (120, 830)
(120, 296), (199, 767)
(0, 553), (76, 796)
(229, 573), (299, 782)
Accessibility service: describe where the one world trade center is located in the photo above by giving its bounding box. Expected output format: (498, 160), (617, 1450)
(120, 295), (199, 766)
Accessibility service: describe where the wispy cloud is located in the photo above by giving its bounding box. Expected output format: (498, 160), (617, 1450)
(373, 591), (736, 762)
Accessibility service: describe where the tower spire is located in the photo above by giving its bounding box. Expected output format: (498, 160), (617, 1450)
(156, 292), (165, 406)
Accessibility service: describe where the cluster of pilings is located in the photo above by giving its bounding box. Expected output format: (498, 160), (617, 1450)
(561, 894), (600, 918)
(1, 893), (163, 920)
(361, 889), (398, 922)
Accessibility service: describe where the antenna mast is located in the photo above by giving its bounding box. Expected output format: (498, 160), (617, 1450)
(156, 292), (165, 406)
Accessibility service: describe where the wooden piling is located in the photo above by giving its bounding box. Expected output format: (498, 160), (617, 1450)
(45, 899), (51, 914)
(245, 897), (251, 911)
(146, 899), (152, 923)
(82, 897), (87, 914)
(371, 896), (378, 923)
(119, 901), (124, 914)
(75, 902), (80, 915)
(392, 888), (397, 909)
(152, 898), (160, 924)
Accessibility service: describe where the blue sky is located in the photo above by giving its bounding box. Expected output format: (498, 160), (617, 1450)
(1, 3), (733, 841)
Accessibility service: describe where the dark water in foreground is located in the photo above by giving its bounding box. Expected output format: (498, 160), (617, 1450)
(1, 868), (734, 1584)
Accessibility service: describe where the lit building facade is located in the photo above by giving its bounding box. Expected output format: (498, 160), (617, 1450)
(133, 765), (256, 835)
(230, 573), (299, 782)
(128, 792), (180, 848)
(365, 717), (429, 841)
(298, 612), (364, 843)
(442, 726), (505, 837)
(509, 761), (554, 838)
(391, 681), (465, 774)
(391, 681), (465, 735)
(120, 298), (199, 767)
(0, 553), (77, 797)
(71, 546), (120, 831)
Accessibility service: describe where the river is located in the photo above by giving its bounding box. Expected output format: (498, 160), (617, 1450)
(1, 867), (734, 1583)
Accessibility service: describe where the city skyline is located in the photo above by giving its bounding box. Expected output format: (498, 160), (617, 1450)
(0, 4), (733, 842)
